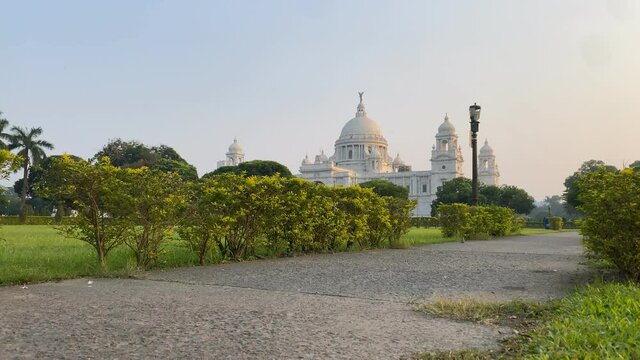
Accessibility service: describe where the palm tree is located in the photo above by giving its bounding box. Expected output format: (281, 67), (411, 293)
(7, 126), (54, 219)
(0, 111), (10, 149)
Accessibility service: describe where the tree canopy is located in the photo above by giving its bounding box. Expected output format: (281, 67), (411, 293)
(93, 139), (198, 181)
(204, 160), (292, 178)
(431, 177), (535, 215)
(358, 179), (409, 199)
(563, 160), (617, 215)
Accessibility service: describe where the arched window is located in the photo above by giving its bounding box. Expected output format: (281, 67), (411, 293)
(348, 150), (353, 159)
(440, 140), (449, 152)
(483, 160), (489, 169)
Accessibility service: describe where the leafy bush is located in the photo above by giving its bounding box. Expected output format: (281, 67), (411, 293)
(37, 155), (419, 268)
(549, 216), (563, 230)
(438, 203), (471, 237)
(578, 168), (640, 281)
(438, 203), (518, 239)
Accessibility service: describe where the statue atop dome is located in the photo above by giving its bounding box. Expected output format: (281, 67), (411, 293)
(358, 91), (364, 103)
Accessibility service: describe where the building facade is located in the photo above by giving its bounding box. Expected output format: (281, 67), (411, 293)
(298, 94), (500, 216)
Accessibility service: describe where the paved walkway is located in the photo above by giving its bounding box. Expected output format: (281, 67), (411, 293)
(0, 232), (593, 359)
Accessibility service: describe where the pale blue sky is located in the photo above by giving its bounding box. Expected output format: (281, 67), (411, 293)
(1, 0), (639, 199)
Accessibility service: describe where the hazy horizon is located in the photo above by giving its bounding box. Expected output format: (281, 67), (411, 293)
(1, 0), (639, 201)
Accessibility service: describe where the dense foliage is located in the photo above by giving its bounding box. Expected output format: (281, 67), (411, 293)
(431, 177), (535, 215)
(38, 156), (132, 270)
(578, 168), (640, 281)
(94, 139), (198, 181)
(438, 203), (522, 239)
(4, 126), (54, 221)
(563, 159), (617, 216)
(38, 155), (416, 269)
(205, 160), (293, 178)
(358, 179), (409, 199)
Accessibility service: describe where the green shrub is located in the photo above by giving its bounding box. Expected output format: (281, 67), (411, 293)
(438, 203), (517, 239)
(578, 168), (640, 281)
(511, 215), (526, 233)
(549, 216), (563, 230)
(438, 203), (471, 237)
(485, 206), (514, 236)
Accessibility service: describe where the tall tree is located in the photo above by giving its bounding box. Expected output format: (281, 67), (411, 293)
(359, 179), (409, 199)
(432, 177), (535, 215)
(497, 185), (535, 215)
(6, 126), (54, 219)
(94, 139), (198, 181)
(431, 177), (472, 215)
(563, 160), (617, 215)
(206, 160), (292, 178)
(0, 111), (10, 149)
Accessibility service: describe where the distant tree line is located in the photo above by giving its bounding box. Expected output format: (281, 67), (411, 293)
(430, 177), (535, 216)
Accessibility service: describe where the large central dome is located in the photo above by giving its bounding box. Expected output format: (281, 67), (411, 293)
(340, 115), (383, 138)
(337, 95), (386, 142)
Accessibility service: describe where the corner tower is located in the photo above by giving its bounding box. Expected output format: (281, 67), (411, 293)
(430, 114), (464, 186)
(479, 139), (500, 186)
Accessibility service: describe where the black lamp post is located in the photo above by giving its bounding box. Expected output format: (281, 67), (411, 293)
(469, 103), (481, 206)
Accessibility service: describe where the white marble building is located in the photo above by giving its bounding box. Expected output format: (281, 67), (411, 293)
(217, 138), (245, 168)
(298, 94), (500, 216)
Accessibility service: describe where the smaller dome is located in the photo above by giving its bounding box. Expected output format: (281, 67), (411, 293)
(369, 147), (382, 159)
(302, 155), (312, 165)
(438, 114), (456, 135)
(315, 150), (329, 164)
(393, 153), (405, 165)
(480, 139), (494, 155)
(228, 138), (243, 154)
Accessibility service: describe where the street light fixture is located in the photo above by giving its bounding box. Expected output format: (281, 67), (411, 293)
(469, 103), (481, 206)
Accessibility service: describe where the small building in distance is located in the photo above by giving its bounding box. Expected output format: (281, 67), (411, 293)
(217, 138), (245, 168)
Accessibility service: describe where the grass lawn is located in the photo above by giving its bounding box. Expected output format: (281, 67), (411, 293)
(0, 225), (566, 286)
(0, 225), (456, 285)
(517, 228), (574, 235)
(400, 227), (461, 246)
(0, 225), (201, 285)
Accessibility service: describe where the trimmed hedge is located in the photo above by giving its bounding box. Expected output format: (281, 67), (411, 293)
(550, 216), (563, 230)
(438, 203), (521, 239)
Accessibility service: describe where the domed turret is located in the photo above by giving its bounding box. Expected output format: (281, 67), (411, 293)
(228, 138), (243, 154)
(369, 147), (382, 159)
(218, 137), (245, 168)
(479, 139), (499, 186)
(480, 139), (494, 155)
(315, 150), (329, 164)
(392, 153), (405, 166)
(437, 114), (456, 135)
(301, 154), (312, 165)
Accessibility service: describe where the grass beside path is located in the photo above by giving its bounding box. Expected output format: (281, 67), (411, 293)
(0, 226), (456, 285)
(517, 228), (574, 235)
(414, 282), (640, 359)
(0, 225), (201, 285)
